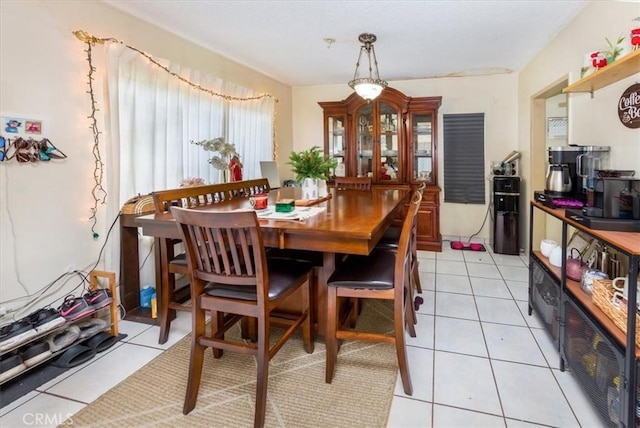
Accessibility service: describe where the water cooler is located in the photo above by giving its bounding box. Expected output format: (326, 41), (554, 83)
(491, 176), (520, 255)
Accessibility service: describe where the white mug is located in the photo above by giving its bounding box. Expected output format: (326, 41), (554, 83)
(612, 276), (640, 306)
(612, 290), (640, 310)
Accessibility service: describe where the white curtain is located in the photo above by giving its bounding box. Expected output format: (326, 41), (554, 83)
(103, 43), (274, 287)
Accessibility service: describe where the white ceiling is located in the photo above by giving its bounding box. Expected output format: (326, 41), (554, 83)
(103, 0), (588, 87)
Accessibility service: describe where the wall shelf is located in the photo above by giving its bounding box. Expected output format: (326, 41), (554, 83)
(563, 49), (640, 94)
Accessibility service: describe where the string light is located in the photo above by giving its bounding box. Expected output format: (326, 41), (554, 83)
(75, 31), (107, 239)
(73, 30), (280, 235)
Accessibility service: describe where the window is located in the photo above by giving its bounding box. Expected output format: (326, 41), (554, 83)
(443, 113), (485, 204)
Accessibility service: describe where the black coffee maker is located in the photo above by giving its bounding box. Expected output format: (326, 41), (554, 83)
(545, 145), (610, 197)
(565, 175), (640, 232)
(536, 145), (610, 208)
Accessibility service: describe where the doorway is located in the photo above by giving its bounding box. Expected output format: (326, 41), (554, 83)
(530, 77), (569, 251)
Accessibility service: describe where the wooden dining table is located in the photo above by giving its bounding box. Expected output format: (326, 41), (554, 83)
(135, 186), (408, 336)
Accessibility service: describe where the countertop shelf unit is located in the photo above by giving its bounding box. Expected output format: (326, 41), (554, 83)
(529, 201), (640, 427)
(563, 49), (640, 94)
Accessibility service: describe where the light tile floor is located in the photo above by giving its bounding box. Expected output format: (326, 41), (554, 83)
(386, 241), (603, 428)
(1, 242), (604, 427)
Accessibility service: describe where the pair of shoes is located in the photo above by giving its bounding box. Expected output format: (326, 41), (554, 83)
(27, 307), (66, 334)
(0, 354), (27, 382)
(19, 341), (52, 367)
(83, 289), (113, 310)
(47, 325), (81, 353)
(0, 318), (38, 352)
(57, 295), (95, 322)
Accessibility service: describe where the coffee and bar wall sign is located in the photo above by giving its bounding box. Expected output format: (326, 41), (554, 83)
(618, 83), (640, 129)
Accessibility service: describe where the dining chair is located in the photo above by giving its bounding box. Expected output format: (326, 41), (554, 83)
(152, 179), (270, 344)
(171, 206), (314, 428)
(325, 190), (421, 396)
(377, 182), (426, 295)
(334, 176), (372, 190)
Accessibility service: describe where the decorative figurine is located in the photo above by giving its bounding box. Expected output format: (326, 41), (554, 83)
(229, 155), (243, 182)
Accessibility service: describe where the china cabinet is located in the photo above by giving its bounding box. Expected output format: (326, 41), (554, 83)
(319, 88), (442, 250)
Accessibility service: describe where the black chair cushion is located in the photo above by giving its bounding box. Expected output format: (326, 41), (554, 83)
(327, 249), (395, 290)
(169, 252), (188, 266)
(376, 226), (401, 249)
(204, 258), (312, 301)
(266, 248), (323, 267)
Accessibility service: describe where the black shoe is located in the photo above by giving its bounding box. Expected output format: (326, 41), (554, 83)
(19, 341), (52, 367)
(0, 354), (27, 382)
(28, 307), (66, 334)
(0, 318), (38, 351)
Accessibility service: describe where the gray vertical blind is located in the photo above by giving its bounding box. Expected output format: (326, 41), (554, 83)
(443, 113), (485, 204)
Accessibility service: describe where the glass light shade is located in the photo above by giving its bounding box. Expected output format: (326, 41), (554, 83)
(350, 79), (386, 101)
(349, 33), (387, 102)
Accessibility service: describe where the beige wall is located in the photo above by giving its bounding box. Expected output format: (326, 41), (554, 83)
(293, 75), (520, 241)
(518, 0), (640, 253)
(0, 1), (292, 309)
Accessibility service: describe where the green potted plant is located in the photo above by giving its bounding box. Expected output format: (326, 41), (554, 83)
(603, 35), (625, 64)
(288, 146), (337, 199)
(288, 146), (337, 182)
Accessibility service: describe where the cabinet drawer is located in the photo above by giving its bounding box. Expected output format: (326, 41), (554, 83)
(422, 188), (439, 204)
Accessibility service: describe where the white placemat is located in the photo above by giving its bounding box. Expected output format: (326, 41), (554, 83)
(256, 206), (325, 221)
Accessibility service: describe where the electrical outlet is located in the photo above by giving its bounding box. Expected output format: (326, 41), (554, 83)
(66, 264), (76, 273)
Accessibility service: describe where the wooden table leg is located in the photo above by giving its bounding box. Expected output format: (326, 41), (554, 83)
(315, 252), (336, 337)
(157, 238), (175, 344)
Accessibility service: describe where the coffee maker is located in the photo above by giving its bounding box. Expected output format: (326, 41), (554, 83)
(535, 145), (610, 208)
(565, 176), (640, 232)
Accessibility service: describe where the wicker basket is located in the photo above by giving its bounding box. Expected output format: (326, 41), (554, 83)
(121, 194), (155, 215)
(592, 278), (640, 348)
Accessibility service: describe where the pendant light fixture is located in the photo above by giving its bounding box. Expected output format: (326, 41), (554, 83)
(348, 33), (388, 102)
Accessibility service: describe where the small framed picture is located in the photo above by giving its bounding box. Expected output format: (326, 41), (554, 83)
(1, 116), (44, 136)
(25, 120), (42, 135)
(2, 117), (24, 134)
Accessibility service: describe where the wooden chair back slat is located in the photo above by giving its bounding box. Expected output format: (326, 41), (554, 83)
(171, 207), (265, 295)
(334, 176), (372, 191)
(152, 178), (270, 214)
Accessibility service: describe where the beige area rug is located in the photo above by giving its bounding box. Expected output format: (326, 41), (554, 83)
(67, 300), (398, 428)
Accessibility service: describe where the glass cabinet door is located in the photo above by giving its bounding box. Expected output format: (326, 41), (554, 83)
(327, 115), (346, 176)
(356, 104), (374, 178)
(412, 112), (433, 184)
(378, 102), (400, 183)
